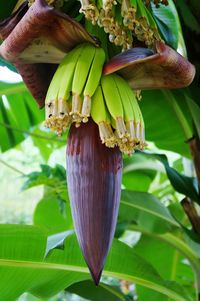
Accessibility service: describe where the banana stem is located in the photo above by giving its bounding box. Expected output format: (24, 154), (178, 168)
(162, 90), (193, 140)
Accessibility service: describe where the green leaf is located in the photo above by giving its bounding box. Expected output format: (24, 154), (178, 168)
(122, 154), (158, 192)
(0, 0), (18, 20)
(176, 0), (200, 34)
(0, 225), (193, 301)
(0, 81), (26, 95)
(67, 280), (126, 301)
(185, 95), (200, 138)
(34, 197), (72, 235)
(143, 152), (200, 204)
(120, 190), (179, 233)
(31, 127), (66, 162)
(46, 230), (74, 255)
(183, 229), (200, 258)
(140, 90), (192, 157)
(22, 164), (66, 190)
(151, 0), (180, 49)
(0, 57), (18, 73)
(135, 236), (195, 300)
(0, 81), (44, 151)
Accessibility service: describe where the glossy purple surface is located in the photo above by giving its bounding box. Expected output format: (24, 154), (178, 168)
(66, 120), (123, 284)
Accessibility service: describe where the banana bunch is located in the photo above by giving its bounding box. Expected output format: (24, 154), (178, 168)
(91, 74), (146, 154)
(45, 42), (106, 134)
(45, 43), (146, 154)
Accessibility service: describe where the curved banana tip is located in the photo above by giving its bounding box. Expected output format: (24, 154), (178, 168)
(89, 267), (103, 286)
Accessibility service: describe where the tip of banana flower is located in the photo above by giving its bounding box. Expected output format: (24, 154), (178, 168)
(89, 267), (103, 286)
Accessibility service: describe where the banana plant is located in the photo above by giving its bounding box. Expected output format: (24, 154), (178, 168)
(0, 0), (198, 296)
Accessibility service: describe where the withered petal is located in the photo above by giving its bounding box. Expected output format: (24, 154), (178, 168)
(66, 120), (122, 285)
(103, 42), (196, 89)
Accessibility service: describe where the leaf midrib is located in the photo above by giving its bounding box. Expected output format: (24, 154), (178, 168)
(120, 199), (178, 227)
(0, 258), (189, 301)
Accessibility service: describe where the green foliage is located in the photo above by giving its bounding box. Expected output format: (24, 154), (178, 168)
(67, 281), (127, 301)
(151, 0), (181, 49)
(120, 190), (179, 233)
(142, 152), (200, 204)
(0, 81), (44, 151)
(140, 90), (192, 157)
(0, 225), (195, 301)
(0, 0), (18, 20)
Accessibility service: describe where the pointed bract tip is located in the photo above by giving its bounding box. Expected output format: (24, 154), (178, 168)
(89, 267), (103, 286)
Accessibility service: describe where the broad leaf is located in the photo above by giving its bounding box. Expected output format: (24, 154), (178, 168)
(140, 90), (192, 157)
(33, 197), (72, 235)
(120, 190), (179, 233)
(25, 164), (72, 235)
(46, 230), (74, 255)
(22, 164), (66, 190)
(151, 0), (180, 49)
(185, 94), (200, 138)
(67, 280), (126, 301)
(122, 154), (158, 192)
(143, 152), (200, 204)
(0, 81), (44, 151)
(0, 57), (17, 73)
(175, 0), (200, 34)
(135, 236), (195, 300)
(0, 225), (193, 301)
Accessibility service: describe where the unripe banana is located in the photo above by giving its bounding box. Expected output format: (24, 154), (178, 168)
(91, 85), (116, 147)
(44, 54), (72, 134)
(57, 44), (83, 106)
(71, 43), (96, 125)
(115, 76), (136, 154)
(101, 74), (127, 141)
(82, 47), (106, 123)
(126, 86), (146, 149)
(44, 45), (85, 135)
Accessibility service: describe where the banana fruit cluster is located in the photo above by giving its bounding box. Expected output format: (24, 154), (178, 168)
(45, 43), (146, 154)
(45, 43), (105, 134)
(80, 0), (162, 49)
(92, 74), (146, 154)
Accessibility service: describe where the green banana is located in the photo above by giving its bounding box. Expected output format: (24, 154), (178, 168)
(57, 44), (83, 106)
(44, 55), (71, 135)
(115, 75), (136, 154)
(91, 85), (116, 147)
(44, 44), (84, 135)
(45, 59), (66, 127)
(101, 74), (127, 141)
(82, 46), (106, 123)
(126, 86), (146, 149)
(71, 43), (96, 125)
